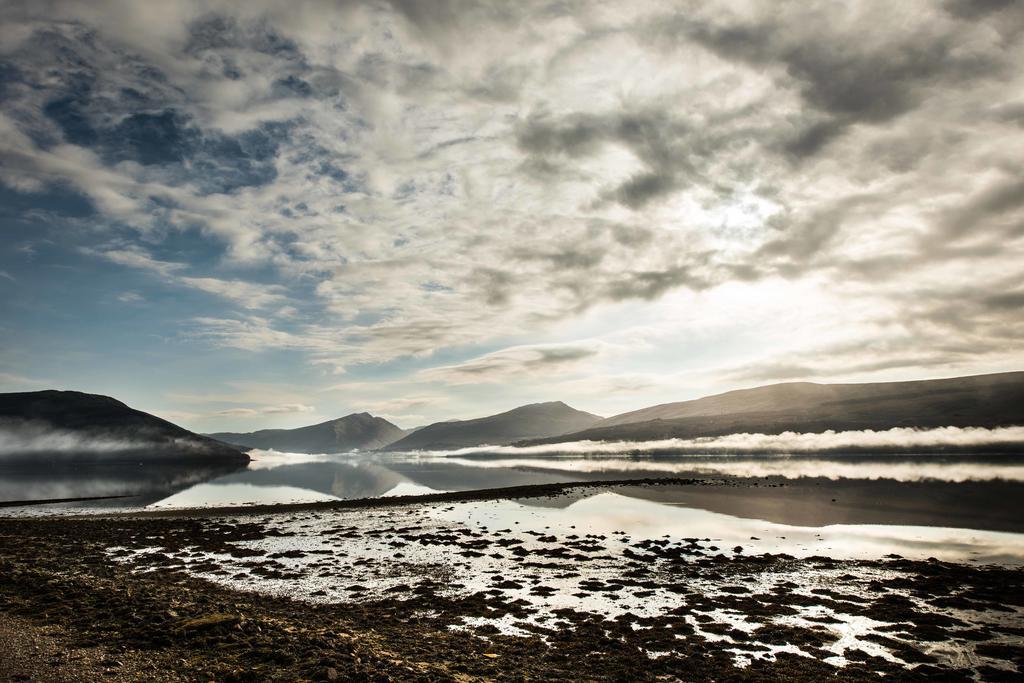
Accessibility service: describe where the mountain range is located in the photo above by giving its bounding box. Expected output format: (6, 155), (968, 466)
(522, 371), (1024, 445)
(207, 413), (408, 453)
(3, 371), (1021, 461)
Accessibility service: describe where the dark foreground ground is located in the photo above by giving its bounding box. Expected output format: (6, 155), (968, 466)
(1, 479), (1023, 682)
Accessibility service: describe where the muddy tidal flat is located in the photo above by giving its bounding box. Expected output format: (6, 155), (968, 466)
(2, 477), (1023, 682)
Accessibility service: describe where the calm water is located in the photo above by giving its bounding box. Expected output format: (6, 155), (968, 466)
(4, 450), (1024, 563)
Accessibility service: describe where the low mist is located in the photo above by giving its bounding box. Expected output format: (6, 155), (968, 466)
(429, 425), (1024, 457)
(0, 418), (221, 459)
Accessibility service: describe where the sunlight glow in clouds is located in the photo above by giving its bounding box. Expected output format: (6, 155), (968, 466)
(0, 0), (1022, 428)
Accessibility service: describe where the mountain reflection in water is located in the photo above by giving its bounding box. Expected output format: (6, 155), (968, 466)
(4, 451), (1024, 538)
(0, 458), (247, 506)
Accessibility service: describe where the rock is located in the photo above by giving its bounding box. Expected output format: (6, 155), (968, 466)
(176, 613), (240, 632)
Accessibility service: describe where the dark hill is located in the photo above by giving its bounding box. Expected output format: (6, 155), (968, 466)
(383, 401), (602, 451)
(523, 372), (1024, 445)
(207, 413), (407, 453)
(0, 390), (248, 464)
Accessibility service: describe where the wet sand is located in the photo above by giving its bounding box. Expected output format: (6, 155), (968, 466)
(1, 477), (1022, 681)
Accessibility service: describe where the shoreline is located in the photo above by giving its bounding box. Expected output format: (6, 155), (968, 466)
(2, 478), (1023, 681)
(9, 472), (1023, 536)
(124, 475), (720, 518)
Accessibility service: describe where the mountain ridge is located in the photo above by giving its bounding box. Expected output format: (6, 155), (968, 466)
(381, 401), (602, 451)
(520, 371), (1024, 445)
(207, 412), (407, 453)
(0, 389), (249, 464)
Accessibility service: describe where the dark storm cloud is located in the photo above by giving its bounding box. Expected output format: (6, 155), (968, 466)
(509, 245), (606, 270)
(991, 102), (1024, 126)
(415, 341), (604, 384)
(530, 346), (596, 366)
(517, 113), (608, 158)
(614, 172), (680, 210)
(602, 264), (710, 302)
(934, 174), (1024, 241)
(943, 0), (1018, 19)
(690, 25), (958, 122)
(755, 193), (878, 266)
(778, 119), (847, 159)
(983, 291), (1024, 310)
(516, 110), (726, 209)
(466, 267), (516, 306)
(659, 8), (1009, 159)
(914, 279), (1024, 331)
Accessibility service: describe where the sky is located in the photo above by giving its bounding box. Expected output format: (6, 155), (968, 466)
(1, 0), (1022, 432)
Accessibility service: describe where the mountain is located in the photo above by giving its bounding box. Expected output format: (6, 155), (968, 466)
(207, 412), (407, 453)
(382, 401), (602, 451)
(523, 371), (1024, 445)
(0, 390), (249, 464)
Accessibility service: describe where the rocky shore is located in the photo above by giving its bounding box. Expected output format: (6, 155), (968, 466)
(2, 480), (1022, 681)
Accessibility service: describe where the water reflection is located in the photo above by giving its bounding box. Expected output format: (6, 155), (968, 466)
(154, 483), (340, 508)
(0, 459), (246, 506)
(4, 451), (1024, 540)
(149, 461), (429, 508)
(435, 492), (1024, 565)
(98, 451), (1020, 535)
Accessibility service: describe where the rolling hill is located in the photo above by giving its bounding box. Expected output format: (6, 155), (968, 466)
(0, 390), (249, 464)
(382, 401), (602, 451)
(207, 412), (407, 453)
(523, 372), (1024, 445)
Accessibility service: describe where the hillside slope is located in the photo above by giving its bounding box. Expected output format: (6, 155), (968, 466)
(383, 401), (602, 451)
(208, 413), (407, 453)
(524, 372), (1024, 444)
(0, 390), (249, 464)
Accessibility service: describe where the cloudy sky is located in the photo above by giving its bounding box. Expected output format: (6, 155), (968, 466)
(1, 0), (1022, 431)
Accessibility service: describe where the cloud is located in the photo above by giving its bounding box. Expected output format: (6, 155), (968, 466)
(674, 3), (1010, 150)
(943, 0), (1019, 19)
(416, 342), (606, 385)
(86, 246), (287, 309)
(0, 0), (1022, 423)
(0, 372), (52, 389)
(116, 291), (144, 304)
(517, 109), (709, 209)
(214, 403), (315, 417)
(362, 396), (443, 414)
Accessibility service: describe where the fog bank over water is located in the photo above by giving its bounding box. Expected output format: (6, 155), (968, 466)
(0, 419), (155, 455)
(239, 450), (1024, 485)
(429, 426), (1024, 457)
(438, 456), (1024, 483)
(0, 419), (230, 458)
